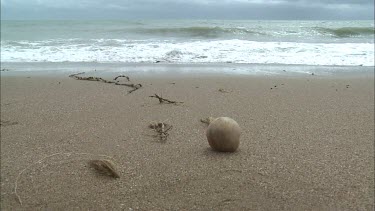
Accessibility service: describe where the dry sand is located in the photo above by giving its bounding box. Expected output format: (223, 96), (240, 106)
(1, 73), (374, 210)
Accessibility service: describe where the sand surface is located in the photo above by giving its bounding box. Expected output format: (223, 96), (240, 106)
(1, 73), (374, 210)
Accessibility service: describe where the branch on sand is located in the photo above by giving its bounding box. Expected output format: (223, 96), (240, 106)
(149, 94), (183, 104)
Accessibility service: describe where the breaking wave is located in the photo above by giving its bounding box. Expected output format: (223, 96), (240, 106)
(1, 39), (373, 66)
(314, 27), (374, 38)
(133, 26), (264, 38)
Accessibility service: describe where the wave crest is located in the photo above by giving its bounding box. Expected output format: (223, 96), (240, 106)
(315, 27), (374, 38)
(136, 26), (261, 38)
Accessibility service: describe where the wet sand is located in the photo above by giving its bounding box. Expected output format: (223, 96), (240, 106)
(1, 73), (374, 210)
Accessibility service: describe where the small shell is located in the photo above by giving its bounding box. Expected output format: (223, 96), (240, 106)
(90, 159), (120, 178)
(200, 117), (215, 125)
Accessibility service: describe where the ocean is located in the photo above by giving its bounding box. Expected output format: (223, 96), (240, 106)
(1, 20), (374, 75)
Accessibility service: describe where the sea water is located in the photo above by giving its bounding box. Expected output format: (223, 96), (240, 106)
(1, 20), (374, 75)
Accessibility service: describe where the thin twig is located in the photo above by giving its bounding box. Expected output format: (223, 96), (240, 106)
(149, 94), (183, 104)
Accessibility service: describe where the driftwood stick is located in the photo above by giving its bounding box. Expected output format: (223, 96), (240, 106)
(149, 94), (183, 104)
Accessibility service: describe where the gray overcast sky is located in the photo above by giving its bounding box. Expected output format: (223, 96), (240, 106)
(1, 0), (374, 20)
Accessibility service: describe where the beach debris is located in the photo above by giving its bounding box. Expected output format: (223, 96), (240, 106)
(0, 120), (18, 127)
(346, 84), (350, 88)
(149, 122), (173, 142)
(206, 117), (241, 152)
(2, 102), (14, 106)
(69, 72), (142, 94)
(68, 72), (86, 78)
(218, 88), (230, 93)
(69, 73), (114, 83)
(218, 198), (237, 207)
(200, 117), (216, 125)
(114, 75), (130, 81)
(90, 159), (120, 178)
(149, 94), (183, 104)
(311, 73), (315, 76)
(116, 83), (142, 94)
(1, 68), (9, 71)
(14, 152), (114, 205)
(270, 84), (284, 89)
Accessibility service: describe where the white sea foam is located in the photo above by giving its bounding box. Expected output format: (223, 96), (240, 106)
(1, 39), (373, 66)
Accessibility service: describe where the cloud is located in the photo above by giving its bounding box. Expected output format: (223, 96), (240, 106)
(1, 0), (374, 19)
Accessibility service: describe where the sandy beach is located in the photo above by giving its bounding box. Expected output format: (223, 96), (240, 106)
(1, 72), (374, 210)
